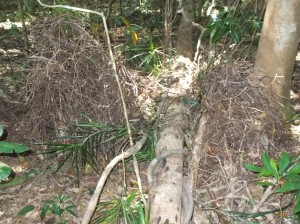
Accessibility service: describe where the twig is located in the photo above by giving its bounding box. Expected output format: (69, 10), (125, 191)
(81, 133), (147, 224)
(251, 183), (274, 213)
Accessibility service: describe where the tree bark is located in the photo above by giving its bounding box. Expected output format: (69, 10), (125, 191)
(17, 0), (29, 57)
(149, 101), (188, 223)
(254, 0), (300, 118)
(164, 0), (174, 57)
(149, 0), (195, 223)
(177, 0), (194, 59)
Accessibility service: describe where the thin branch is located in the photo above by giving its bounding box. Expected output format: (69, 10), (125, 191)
(251, 183), (274, 213)
(81, 133), (147, 224)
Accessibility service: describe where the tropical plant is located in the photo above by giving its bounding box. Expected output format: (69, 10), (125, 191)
(245, 151), (300, 219)
(37, 122), (129, 184)
(0, 125), (29, 182)
(134, 128), (156, 162)
(0, 162), (12, 182)
(125, 35), (163, 76)
(202, 1), (263, 46)
(40, 194), (77, 222)
(92, 191), (149, 224)
(15, 194), (76, 223)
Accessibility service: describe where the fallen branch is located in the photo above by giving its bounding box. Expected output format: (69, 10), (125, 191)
(251, 182), (275, 213)
(81, 133), (147, 224)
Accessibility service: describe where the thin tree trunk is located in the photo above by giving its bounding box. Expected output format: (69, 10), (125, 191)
(164, 0), (174, 57)
(176, 0), (194, 59)
(17, 0), (29, 57)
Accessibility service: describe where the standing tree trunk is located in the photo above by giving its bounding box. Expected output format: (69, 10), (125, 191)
(176, 0), (194, 59)
(254, 0), (300, 118)
(17, 0), (29, 57)
(164, 0), (174, 57)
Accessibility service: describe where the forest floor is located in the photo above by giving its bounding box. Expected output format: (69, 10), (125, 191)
(1, 15), (300, 224)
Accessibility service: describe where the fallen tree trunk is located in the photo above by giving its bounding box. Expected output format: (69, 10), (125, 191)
(149, 54), (197, 223)
(149, 97), (189, 223)
(148, 0), (196, 223)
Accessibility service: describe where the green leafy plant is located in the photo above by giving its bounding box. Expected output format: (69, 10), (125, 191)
(38, 122), (129, 184)
(134, 128), (156, 162)
(0, 162), (12, 181)
(203, 2), (263, 46)
(15, 205), (35, 217)
(0, 125), (29, 182)
(0, 125), (28, 154)
(40, 194), (77, 222)
(0, 141), (28, 154)
(245, 151), (300, 218)
(288, 113), (300, 123)
(15, 194), (76, 223)
(9, 24), (22, 39)
(93, 191), (149, 224)
(124, 35), (163, 76)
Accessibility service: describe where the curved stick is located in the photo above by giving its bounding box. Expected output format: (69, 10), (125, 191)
(81, 133), (147, 224)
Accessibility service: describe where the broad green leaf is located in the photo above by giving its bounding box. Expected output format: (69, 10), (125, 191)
(53, 204), (63, 216)
(270, 158), (278, 174)
(296, 192), (300, 201)
(0, 142), (28, 154)
(245, 164), (262, 173)
(0, 163), (12, 180)
(40, 204), (49, 220)
(65, 206), (77, 217)
(276, 182), (300, 193)
(294, 202), (300, 214)
(15, 205), (35, 217)
(229, 28), (241, 43)
(279, 152), (292, 174)
(258, 168), (273, 177)
(285, 173), (300, 182)
(262, 151), (277, 177)
(289, 164), (300, 174)
(211, 23), (229, 44)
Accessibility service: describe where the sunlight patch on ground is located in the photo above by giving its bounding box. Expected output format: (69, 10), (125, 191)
(0, 19), (30, 30)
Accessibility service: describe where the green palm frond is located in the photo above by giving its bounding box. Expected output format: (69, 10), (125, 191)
(37, 122), (130, 184)
(93, 192), (149, 224)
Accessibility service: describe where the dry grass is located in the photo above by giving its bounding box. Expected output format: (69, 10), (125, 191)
(195, 60), (297, 223)
(21, 15), (142, 142)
